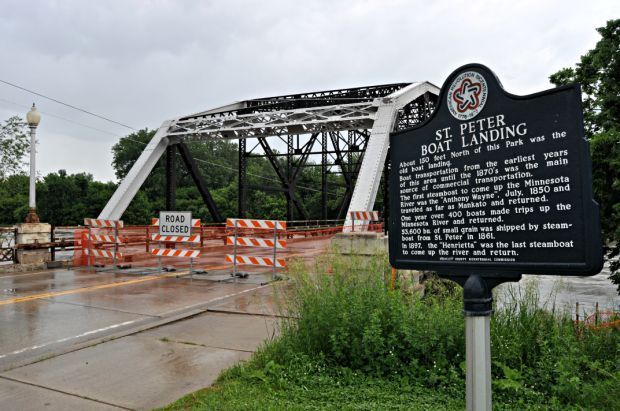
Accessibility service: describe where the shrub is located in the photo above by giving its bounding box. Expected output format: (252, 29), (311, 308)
(263, 250), (619, 409)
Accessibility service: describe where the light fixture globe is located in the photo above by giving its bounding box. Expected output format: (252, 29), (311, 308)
(26, 103), (41, 127)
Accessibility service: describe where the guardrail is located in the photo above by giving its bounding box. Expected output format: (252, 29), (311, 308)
(0, 227), (16, 263)
(6, 221), (382, 269)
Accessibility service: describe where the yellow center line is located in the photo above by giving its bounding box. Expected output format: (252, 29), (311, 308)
(0, 249), (322, 306)
(0, 272), (175, 306)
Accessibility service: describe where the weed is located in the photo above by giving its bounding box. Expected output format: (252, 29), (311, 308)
(160, 250), (619, 410)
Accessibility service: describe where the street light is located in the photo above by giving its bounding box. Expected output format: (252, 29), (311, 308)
(25, 103), (41, 224)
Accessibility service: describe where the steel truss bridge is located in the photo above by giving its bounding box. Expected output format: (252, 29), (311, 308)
(99, 82), (439, 228)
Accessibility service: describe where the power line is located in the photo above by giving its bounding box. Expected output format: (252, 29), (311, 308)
(0, 78), (346, 196)
(0, 97), (123, 138)
(0, 78), (138, 131)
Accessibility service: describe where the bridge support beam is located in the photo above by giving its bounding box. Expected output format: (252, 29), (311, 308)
(165, 145), (177, 210)
(177, 142), (223, 222)
(344, 83), (439, 231)
(99, 121), (172, 220)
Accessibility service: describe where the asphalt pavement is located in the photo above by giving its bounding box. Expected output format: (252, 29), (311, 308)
(0, 266), (285, 410)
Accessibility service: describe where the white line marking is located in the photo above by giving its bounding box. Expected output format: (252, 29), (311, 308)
(0, 320), (137, 359)
(0, 283), (272, 360)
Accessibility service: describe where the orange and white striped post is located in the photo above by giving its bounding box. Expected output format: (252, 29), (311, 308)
(349, 211), (380, 232)
(233, 219), (238, 280)
(271, 222), (277, 279)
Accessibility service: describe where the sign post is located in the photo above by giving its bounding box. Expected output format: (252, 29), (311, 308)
(388, 64), (603, 411)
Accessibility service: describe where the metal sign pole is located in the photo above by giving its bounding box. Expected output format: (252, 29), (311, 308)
(189, 256), (193, 277)
(466, 315), (492, 411)
(351, 214), (355, 232)
(460, 274), (508, 411)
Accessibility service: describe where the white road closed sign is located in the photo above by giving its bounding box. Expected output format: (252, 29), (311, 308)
(159, 211), (192, 235)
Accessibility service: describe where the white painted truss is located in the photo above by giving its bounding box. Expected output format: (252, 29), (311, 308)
(168, 102), (377, 139)
(99, 82), (439, 225)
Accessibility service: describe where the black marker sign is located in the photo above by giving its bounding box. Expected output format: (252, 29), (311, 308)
(389, 64), (603, 276)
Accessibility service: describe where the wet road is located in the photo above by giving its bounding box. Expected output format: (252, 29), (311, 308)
(0, 238), (329, 409)
(0, 266), (282, 409)
(0, 268), (261, 369)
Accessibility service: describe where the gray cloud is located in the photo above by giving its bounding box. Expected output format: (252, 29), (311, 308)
(0, 0), (617, 181)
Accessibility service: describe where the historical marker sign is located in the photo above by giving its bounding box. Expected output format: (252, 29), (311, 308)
(159, 211), (192, 236)
(389, 64), (603, 277)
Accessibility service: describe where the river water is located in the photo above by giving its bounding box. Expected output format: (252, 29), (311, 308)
(496, 265), (619, 318)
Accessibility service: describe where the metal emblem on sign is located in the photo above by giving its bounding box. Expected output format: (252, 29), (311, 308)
(447, 71), (488, 120)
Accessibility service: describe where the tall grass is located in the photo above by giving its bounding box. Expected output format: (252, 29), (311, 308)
(255, 250), (619, 409)
(492, 281), (619, 408)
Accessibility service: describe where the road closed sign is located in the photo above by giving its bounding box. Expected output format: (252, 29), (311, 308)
(159, 211), (192, 236)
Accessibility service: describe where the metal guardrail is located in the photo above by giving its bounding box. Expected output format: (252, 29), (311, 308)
(0, 227), (16, 263)
(2, 221), (383, 266)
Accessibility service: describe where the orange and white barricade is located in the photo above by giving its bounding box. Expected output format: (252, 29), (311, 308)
(348, 211), (380, 231)
(149, 218), (202, 249)
(84, 248), (123, 260)
(86, 234), (125, 243)
(151, 248), (200, 258)
(226, 218), (286, 231)
(83, 218), (124, 269)
(150, 218), (201, 273)
(225, 255), (286, 268)
(226, 218), (286, 280)
(226, 237), (286, 249)
(150, 234), (201, 243)
(84, 218), (124, 229)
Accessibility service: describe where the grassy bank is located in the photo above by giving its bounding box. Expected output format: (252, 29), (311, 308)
(161, 252), (619, 410)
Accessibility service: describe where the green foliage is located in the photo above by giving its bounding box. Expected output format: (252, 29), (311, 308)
(549, 19), (620, 292)
(0, 116), (30, 179)
(0, 174), (29, 222)
(0, 170), (149, 226)
(159, 356), (466, 411)
(110, 129), (290, 222)
(109, 129), (357, 222)
(160, 252), (619, 410)
(278, 253), (465, 385)
(272, 253), (618, 410)
(273, 253), (617, 408)
(492, 281), (619, 408)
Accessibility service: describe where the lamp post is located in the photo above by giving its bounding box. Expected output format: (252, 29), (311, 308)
(25, 103), (41, 224)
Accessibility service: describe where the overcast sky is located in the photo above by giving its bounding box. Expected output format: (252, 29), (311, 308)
(0, 0), (617, 182)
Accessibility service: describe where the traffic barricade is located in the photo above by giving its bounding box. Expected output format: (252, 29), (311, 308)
(150, 218), (201, 273)
(83, 218), (124, 269)
(349, 211), (380, 231)
(226, 218), (286, 280)
(149, 218), (203, 249)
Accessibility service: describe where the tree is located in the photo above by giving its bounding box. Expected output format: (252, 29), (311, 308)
(550, 19), (620, 292)
(110, 128), (279, 222)
(0, 116), (30, 179)
(0, 174), (29, 223)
